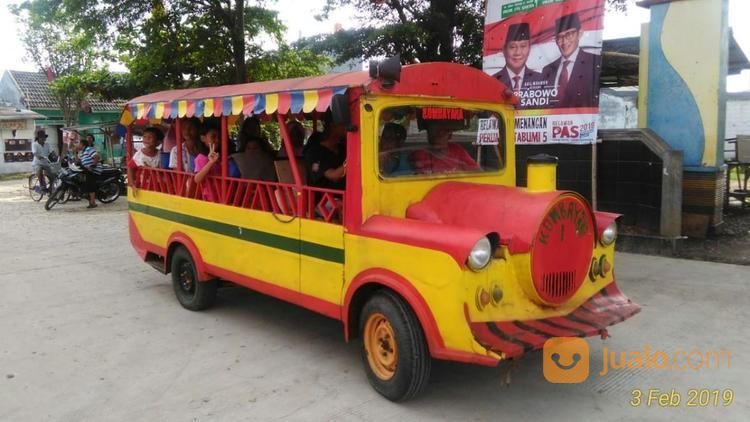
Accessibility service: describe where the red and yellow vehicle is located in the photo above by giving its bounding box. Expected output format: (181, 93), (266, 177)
(122, 59), (640, 401)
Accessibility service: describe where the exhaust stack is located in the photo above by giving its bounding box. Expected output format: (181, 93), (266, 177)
(526, 154), (558, 193)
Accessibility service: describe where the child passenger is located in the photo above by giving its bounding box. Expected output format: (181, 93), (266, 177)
(127, 127), (164, 194)
(193, 121), (240, 202)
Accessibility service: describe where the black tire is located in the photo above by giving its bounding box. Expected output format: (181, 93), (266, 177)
(28, 174), (46, 202)
(359, 290), (431, 402)
(170, 246), (217, 311)
(97, 181), (121, 204)
(44, 187), (66, 211)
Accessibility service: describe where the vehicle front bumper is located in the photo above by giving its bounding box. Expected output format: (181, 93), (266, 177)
(465, 282), (641, 359)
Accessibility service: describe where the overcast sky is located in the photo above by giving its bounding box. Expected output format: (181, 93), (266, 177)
(1, 0), (748, 91)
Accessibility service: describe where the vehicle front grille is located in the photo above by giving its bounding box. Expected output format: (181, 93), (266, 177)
(541, 271), (576, 300)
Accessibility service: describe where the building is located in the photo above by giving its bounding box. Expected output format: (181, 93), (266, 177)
(0, 70), (124, 162)
(0, 105), (47, 174)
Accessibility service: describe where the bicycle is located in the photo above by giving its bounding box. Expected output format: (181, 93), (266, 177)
(28, 154), (72, 203)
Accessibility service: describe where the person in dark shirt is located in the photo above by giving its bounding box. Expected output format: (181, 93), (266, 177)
(305, 121), (347, 190)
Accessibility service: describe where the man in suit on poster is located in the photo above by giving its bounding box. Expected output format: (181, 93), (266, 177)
(542, 12), (602, 108)
(492, 22), (543, 99)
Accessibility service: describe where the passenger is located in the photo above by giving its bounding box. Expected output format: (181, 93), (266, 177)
(169, 117), (201, 173)
(193, 121), (240, 202)
(127, 127), (163, 196)
(131, 127), (163, 168)
(278, 120), (306, 159)
(379, 123), (412, 176)
(304, 120), (347, 190)
(410, 123), (479, 174)
(230, 116), (277, 181)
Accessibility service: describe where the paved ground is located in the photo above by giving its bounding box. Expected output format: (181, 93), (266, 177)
(0, 178), (747, 421)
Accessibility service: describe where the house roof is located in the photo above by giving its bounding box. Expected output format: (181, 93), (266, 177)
(7, 70), (124, 112)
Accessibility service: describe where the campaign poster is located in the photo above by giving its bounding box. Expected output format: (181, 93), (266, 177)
(483, 0), (605, 144)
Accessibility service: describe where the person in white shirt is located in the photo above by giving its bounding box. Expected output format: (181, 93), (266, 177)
(32, 128), (53, 192)
(541, 12), (602, 108)
(169, 118), (200, 173)
(128, 127), (164, 195)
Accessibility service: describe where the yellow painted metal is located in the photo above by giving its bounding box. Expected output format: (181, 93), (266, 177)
(300, 218), (344, 305)
(129, 189), (300, 291)
(358, 96), (517, 221)
(526, 163), (557, 192)
(364, 312), (398, 380)
(126, 89), (621, 363)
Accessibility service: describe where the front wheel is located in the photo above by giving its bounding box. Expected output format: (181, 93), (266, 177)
(170, 246), (217, 311)
(44, 187), (67, 211)
(359, 290), (431, 402)
(28, 174), (47, 202)
(96, 181), (120, 203)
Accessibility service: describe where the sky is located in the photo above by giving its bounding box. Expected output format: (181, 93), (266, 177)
(0, 0), (748, 91)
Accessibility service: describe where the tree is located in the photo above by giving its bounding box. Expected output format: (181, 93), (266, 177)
(62, 0), (309, 85)
(305, 0), (629, 68)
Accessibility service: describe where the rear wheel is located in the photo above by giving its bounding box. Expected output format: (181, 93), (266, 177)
(44, 187), (66, 211)
(170, 246), (217, 311)
(359, 290), (431, 402)
(96, 181), (120, 203)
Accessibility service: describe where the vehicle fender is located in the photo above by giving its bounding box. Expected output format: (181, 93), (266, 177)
(358, 215), (489, 269)
(343, 268), (444, 354)
(167, 232), (211, 281)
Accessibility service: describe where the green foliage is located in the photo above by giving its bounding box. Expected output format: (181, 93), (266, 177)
(306, 0), (629, 68)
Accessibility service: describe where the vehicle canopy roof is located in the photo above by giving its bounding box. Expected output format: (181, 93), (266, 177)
(120, 62), (511, 125)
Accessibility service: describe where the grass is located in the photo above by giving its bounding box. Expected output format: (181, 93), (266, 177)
(0, 172), (29, 182)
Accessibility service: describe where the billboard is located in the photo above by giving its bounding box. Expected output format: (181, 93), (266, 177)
(483, 0), (605, 144)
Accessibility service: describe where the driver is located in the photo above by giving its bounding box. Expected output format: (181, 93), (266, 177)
(410, 122), (479, 174)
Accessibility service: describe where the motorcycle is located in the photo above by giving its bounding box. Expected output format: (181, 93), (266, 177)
(45, 163), (124, 211)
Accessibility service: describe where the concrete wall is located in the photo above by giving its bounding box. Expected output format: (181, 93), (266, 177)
(0, 123), (59, 175)
(725, 92), (750, 139)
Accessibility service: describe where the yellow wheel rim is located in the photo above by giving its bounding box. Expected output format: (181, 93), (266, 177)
(364, 312), (398, 380)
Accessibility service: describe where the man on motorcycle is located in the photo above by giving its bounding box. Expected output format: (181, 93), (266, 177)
(78, 135), (101, 208)
(32, 128), (53, 192)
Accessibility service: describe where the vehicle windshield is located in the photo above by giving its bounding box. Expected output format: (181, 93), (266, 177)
(378, 105), (505, 178)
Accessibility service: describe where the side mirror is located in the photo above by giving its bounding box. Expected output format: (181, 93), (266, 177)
(331, 93), (356, 131)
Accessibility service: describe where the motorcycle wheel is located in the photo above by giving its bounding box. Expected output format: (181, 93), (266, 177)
(44, 187), (66, 211)
(97, 181), (121, 204)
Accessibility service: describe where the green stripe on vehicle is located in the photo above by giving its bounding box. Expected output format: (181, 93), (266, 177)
(129, 202), (344, 264)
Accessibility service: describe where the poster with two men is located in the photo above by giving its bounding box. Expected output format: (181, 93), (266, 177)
(483, 0), (605, 144)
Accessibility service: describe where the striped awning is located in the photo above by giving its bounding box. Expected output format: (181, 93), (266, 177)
(122, 87), (348, 125)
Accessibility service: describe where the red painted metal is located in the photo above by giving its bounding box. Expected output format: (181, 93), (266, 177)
(358, 215), (484, 268)
(344, 268), (445, 354)
(406, 182), (559, 252)
(221, 116), (228, 202)
(125, 126), (133, 160)
(594, 211), (620, 243)
(531, 195), (594, 304)
(465, 281), (641, 359)
(134, 168), (344, 223)
(175, 119), (183, 172)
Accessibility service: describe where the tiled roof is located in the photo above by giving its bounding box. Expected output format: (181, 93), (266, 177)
(8, 70), (124, 112)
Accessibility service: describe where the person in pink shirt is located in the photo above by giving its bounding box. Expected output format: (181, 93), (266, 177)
(193, 122), (240, 202)
(410, 123), (479, 174)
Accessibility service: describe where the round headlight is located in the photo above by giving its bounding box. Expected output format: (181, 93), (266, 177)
(467, 237), (492, 271)
(601, 222), (617, 246)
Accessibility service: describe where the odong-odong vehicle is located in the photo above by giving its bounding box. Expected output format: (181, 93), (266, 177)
(45, 164), (123, 211)
(122, 59), (640, 401)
